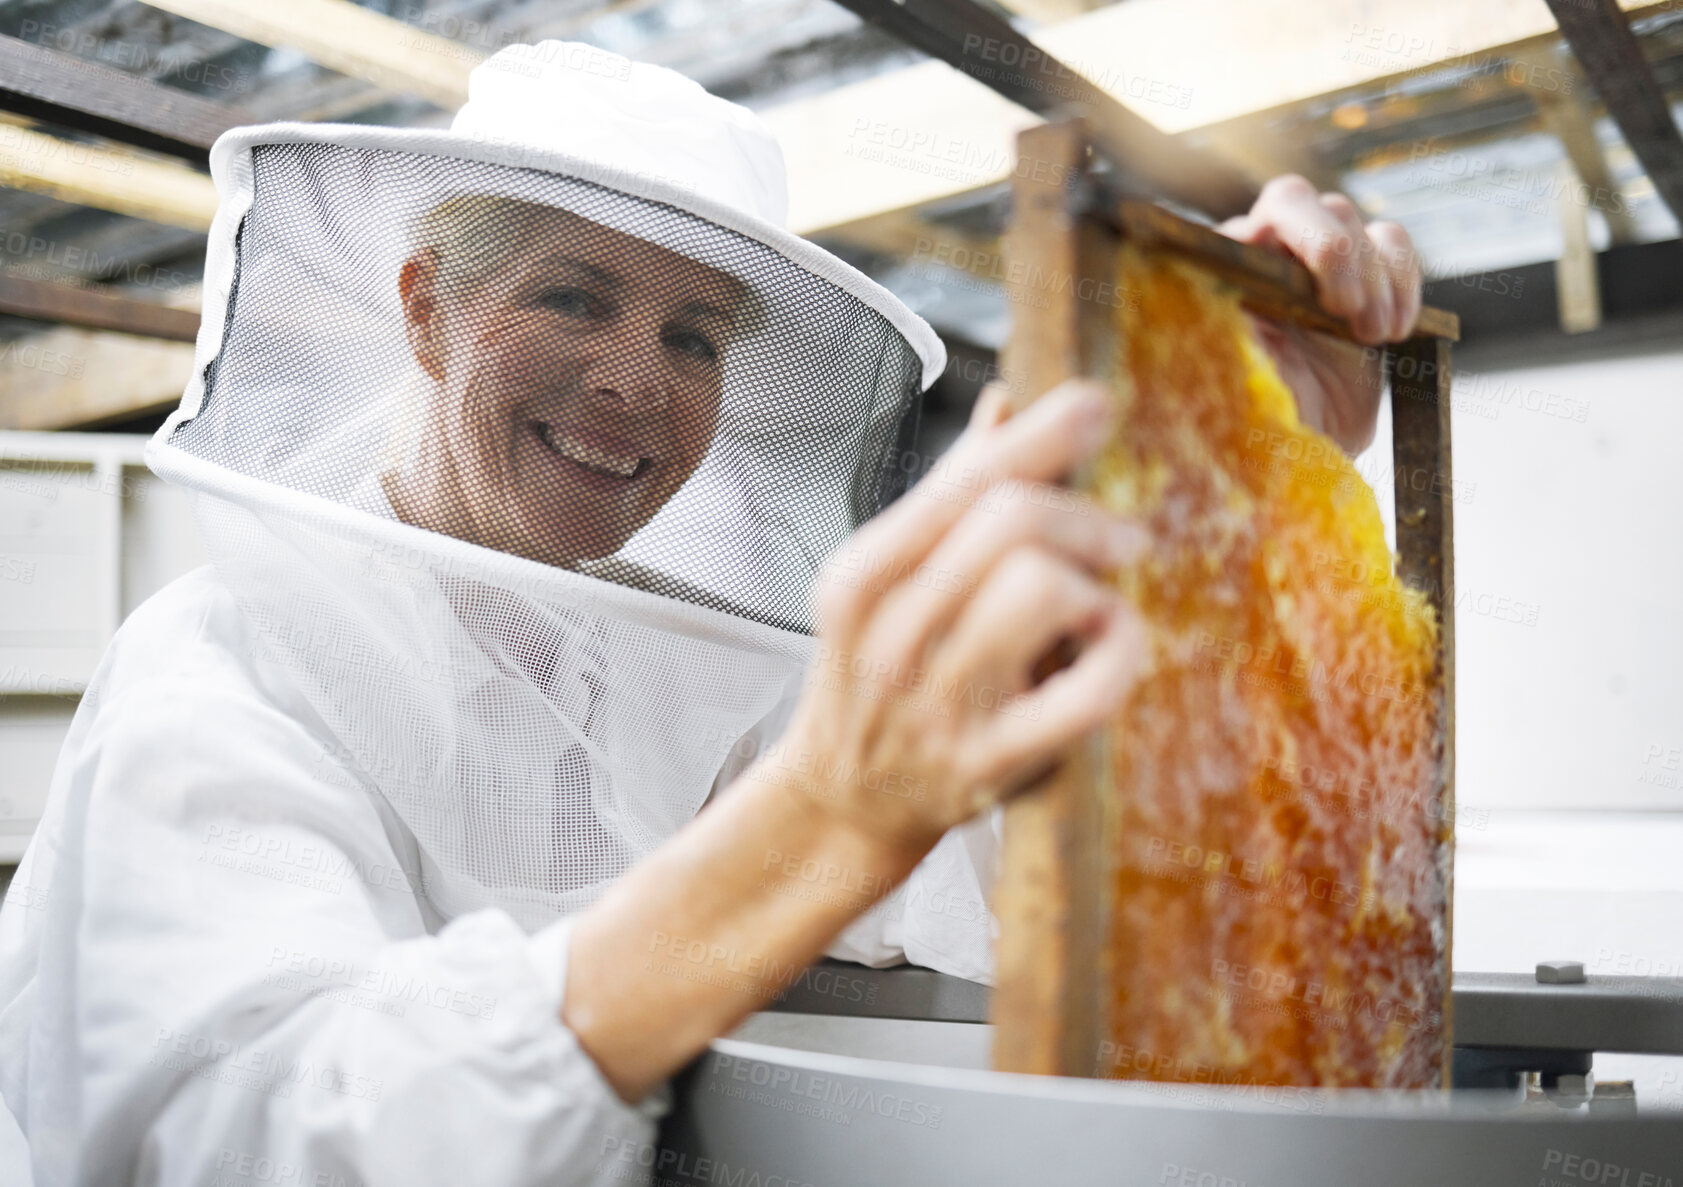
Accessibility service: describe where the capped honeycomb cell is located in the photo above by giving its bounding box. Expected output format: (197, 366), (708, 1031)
(1095, 244), (1450, 1089)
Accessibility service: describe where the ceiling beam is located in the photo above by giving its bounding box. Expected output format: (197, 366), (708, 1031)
(1532, 58), (1642, 245)
(828, 0), (1259, 217)
(987, 0), (1339, 194)
(9, 0), (1669, 246)
(767, 0), (1673, 236)
(820, 205), (1001, 280)
(0, 33), (251, 168)
(1545, 0), (1683, 226)
(1000, 0), (1109, 23)
(0, 119), (217, 231)
(1422, 235), (1683, 341)
(911, 236), (1683, 380)
(1554, 158), (1603, 333)
(142, 0), (482, 110)
(0, 273), (200, 341)
(1195, 124), (1342, 197)
(0, 323), (194, 430)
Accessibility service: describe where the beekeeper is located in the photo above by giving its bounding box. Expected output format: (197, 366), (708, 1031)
(0, 40), (1420, 1187)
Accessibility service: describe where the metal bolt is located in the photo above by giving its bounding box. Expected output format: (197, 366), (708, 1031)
(1549, 1071), (1595, 1106)
(1536, 960), (1586, 984)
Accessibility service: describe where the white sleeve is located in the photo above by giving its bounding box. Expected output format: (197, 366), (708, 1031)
(14, 640), (658, 1187)
(824, 811), (1000, 980)
(897, 808), (1001, 985)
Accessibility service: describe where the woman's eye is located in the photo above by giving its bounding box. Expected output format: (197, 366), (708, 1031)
(664, 326), (719, 363)
(539, 287), (596, 317)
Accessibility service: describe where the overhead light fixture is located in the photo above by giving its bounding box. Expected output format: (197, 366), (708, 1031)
(1331, 102), (1369, 130)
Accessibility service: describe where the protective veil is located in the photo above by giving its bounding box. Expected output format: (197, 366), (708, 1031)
(0, 42), (997, 1187)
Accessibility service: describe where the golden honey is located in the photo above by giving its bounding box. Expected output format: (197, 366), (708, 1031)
(1096, 245), (1449, 1088)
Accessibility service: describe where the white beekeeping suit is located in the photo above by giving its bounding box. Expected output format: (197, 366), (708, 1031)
(0, 41), (997, 1187)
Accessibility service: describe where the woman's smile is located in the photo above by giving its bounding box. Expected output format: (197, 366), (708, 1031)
(530, 420), (645, 480)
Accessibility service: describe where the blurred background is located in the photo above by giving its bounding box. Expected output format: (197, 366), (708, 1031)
(0, 0), (1680, 1095)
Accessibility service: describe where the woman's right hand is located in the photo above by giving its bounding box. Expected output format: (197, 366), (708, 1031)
(565, 378), (1148, 1101)
(771, 377), (1150, 858)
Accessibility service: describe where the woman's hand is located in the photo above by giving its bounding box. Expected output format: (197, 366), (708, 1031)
(772, 377), (1148, 857)
(1220, 174), (1424, 456)
(565, 377), (1146, 1104)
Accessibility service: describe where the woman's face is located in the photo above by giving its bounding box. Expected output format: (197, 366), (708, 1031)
(393, 204), (747, 565)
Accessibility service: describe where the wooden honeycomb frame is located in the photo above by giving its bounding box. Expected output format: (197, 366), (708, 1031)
(987, 118), (1459, 1088)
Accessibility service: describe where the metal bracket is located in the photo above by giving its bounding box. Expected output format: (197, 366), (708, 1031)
(770, 961), (1683, 1079)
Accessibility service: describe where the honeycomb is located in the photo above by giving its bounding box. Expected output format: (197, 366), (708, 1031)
(1093, 244), (1450, 1089)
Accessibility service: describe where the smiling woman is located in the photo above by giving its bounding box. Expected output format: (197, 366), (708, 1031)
(0, 34), (1424, 1187)
(0, 42), (977, 1179)
(137, 125), (944, 932)
(385, 196), (756, 566)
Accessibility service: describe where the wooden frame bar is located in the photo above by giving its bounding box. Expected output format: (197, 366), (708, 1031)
(991, 119), (1118, 1076)
(1111, 201), (1460, 343)
(1390, 335), (1458, 1089)
(990, 118), (1458, 1085)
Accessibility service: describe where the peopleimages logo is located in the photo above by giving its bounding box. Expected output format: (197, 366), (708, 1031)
(707, 1053), (944, 1129)
(598, 1136), (827, 1187)
(1541, 1148), (1677, 1187)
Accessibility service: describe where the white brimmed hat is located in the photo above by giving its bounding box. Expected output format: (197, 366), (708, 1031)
(156, 39), (945, 634)
(453, 41), (792, 228)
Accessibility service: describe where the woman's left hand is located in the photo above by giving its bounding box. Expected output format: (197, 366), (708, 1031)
(1220, 174), (1423, 457)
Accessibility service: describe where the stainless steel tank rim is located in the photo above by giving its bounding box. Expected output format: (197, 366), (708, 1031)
(668, 1036), (1682, 1187)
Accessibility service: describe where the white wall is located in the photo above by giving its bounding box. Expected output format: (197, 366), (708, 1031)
(1358, 342), (1683, 813)
(0, 432), (206, 861)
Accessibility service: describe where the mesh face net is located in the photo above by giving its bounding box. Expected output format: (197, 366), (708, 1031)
(152, 137), (931, 927)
